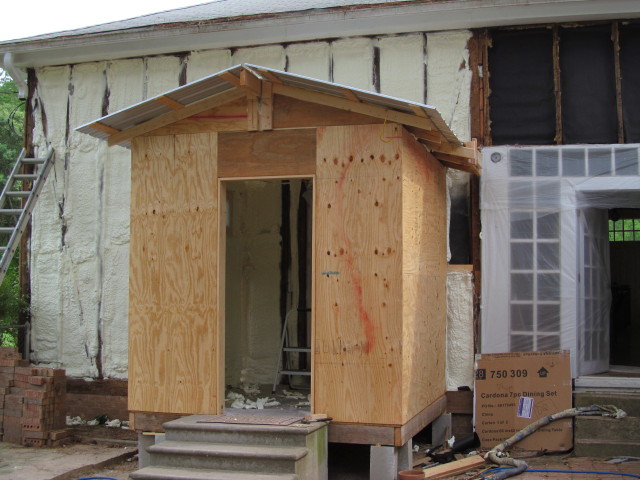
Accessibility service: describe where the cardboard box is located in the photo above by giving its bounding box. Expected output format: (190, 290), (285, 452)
(474, 350), (572, 451)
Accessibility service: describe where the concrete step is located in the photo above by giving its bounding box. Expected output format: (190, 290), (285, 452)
(574, 416), (640, 457)
(163, 415), (321, 447)
(131, 466), (298, 480)
(148, 440), (308, 474)
(574, 393), (640, 417)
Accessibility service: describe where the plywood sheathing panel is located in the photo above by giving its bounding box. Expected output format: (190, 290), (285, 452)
(400, 128), (447, 423)
(129, 133), (219, 414)
(218, 129), (316, 178)
(314, 123), (403, 425)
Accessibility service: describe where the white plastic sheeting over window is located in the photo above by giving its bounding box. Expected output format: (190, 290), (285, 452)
(481, 145), (640, 377)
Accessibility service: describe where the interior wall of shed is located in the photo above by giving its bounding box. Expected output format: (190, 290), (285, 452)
(224, 179), (312, 388)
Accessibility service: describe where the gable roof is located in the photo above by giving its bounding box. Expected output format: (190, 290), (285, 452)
(77, 64), (480, 174)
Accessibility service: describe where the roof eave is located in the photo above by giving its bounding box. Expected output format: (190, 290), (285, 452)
(2, 0), (640, 69)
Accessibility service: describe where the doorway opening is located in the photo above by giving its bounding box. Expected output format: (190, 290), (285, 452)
(223, 177), (313, 413)
(608, 208), (640, 369)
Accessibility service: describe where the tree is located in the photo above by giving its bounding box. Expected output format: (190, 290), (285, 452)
(0, 71), (27, 346)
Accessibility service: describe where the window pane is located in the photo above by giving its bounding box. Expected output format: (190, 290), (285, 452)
(511, 242), (533, 270)
(512, 273), (533, 300)
(537, 212), (560, 239)
(588, 148), (612, 176)
(614, 147), (639, 176)
(511, 304), (534, 331)
(538, 304), (560, 332)
(511, 334), (534, 352)
(536, 149), (559, 176)
(510, 149), (533, 176)
(562, 148), (586, 176)
(538, 335), (560, 350)
(511, 211), (534, 239)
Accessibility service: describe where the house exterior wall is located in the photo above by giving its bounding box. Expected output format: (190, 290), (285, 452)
(28, 31), (475, 388)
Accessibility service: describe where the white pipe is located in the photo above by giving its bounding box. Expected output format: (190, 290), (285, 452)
(3, 52), (27, 99)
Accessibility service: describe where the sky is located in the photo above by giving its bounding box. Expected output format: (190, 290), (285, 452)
(0, 0), (209, 42)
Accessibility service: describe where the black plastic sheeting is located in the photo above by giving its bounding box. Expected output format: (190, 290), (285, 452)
(489, 29), (555, 145)
(560, 25), (617, 144)
(621, 23), (640, 143)
(489, 23), (640, 146)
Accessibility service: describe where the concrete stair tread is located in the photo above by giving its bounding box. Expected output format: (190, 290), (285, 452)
(149, 440), (308, 461)
(164, 415), (322, 436)
(132, 466), (298, 480)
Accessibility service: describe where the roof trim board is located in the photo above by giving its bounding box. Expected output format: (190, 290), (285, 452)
(76, 64), (480, 174)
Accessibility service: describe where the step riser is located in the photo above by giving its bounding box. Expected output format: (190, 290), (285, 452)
(148, 451), (298, 474)
(575, 416), (640, 443)
(131, 467), (298, 480)
(165, 428), (307, 447)
(574, 441), (640, 458)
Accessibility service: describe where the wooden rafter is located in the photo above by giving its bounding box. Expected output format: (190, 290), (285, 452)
(107, 88), (245, 146)
(91, 121), (120, 136)
(155, 96), (185, 110)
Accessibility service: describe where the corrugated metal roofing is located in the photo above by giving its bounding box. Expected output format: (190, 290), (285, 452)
(77, 64), (461, 147)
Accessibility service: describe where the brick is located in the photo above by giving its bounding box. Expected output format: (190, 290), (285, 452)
(25, 389), (48, 399)
(23, 405), (45, 419)
(9, 387), (26, 397)
(0, 360), (17, 368)
(28, 376), (53, 387)
(49, 429), (68, 440)
(52, 369), (65, 377)
(22, 438), (46, 447)
(15, 367), (37, 376)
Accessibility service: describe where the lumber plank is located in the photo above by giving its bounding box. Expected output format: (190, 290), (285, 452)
(273, 95), (385, 129)
(218, 129), (316, 178)
(259, 81), (273, 131)
(91, 121), (120, 135)
(129, 133), (220, 415)
(398, 395), (447, 446)
(155, 95), (185, 110)
(240, 68), (262, 97)
(108, 88), (244, 146)
(421, 455), (486, 479)
(328, 423), (396, 445)
(273, 83), (438, 133)
(400, 130), (448, 425)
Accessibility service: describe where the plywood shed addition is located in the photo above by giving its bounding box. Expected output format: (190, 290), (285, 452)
(78, 64), (480, 446)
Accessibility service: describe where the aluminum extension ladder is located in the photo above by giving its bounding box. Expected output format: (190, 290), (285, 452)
(0, 148), (54, 285)
(272, 308), (311, 393)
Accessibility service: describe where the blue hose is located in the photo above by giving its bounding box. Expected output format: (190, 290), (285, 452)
(74, 477), (120, 480)
(482, 467), (640, 479)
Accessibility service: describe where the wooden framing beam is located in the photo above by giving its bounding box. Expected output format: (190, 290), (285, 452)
(220, 71), (241, 87)
(259, 81), (273, 131)
(91, 121), (121, 136)
(240, 69), (262, 97)
(341, 88), (360, 102)
(406, 126), (443, 144)
(155, 96), (185, 110)
(272, 83), (439, 133)
(255, 68), (283, 85)
(107, 88), (245, 146)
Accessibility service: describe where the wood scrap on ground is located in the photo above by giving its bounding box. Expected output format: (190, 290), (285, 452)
(420, 455), (486, 479)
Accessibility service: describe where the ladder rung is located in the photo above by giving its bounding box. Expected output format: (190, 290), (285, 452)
(13, 174), (38, 180)
(21, 157), (45, 164)
(5, 191), (30, 197)
(280, 370), (311, 376)
(0, 228), (15, 233)
(0, 247), (7, 252)
(283, 347), (311, 353)
(0, 209), (23, 215)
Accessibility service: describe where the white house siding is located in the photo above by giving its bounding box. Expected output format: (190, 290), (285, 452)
(29, 31), (475, 387)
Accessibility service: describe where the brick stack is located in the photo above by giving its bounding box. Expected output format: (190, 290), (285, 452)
(0, 347), (69, 446)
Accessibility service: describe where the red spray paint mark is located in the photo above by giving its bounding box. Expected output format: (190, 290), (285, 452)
(335, 161), (375, 354)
